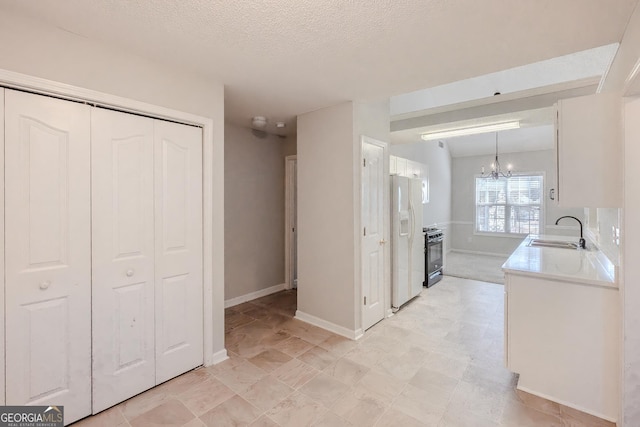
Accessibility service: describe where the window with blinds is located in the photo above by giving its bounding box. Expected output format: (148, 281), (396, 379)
(475, 174), (544, 235)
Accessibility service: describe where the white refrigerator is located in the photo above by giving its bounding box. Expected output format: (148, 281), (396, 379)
(391, 176), (424, 310)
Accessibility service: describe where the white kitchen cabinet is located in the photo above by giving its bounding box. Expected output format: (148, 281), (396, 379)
(504, 272), (619, 421)
(552, 92), (622, 208)
(389, 155), (397, 175)
(395, 156), (407, 177)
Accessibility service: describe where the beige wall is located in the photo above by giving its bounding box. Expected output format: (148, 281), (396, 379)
(451, 150), (584, 256)
(297, 102), (357, 331)
(0, 11), (226, 354)
(224, 125), (289, 300)
(297, 99), (390, 334)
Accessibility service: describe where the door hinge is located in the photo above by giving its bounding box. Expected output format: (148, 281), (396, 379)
(364, 296), (367, 305)
(363, 227), (366, 236)
(363, 158), (366, 167)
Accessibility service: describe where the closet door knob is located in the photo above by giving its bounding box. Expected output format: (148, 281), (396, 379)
(39, 281), (51, 290)
(126, 269), (135, 277)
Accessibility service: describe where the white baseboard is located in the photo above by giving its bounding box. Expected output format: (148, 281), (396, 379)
(449, 248), (511, 258)
(207, 349), (229, 366)
(295, 310), (363, 340)
(224, 283), (286, 308)
(386, 308), (394, 318)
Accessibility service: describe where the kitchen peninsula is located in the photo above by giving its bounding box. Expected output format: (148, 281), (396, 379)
(503, 235), (618, 422)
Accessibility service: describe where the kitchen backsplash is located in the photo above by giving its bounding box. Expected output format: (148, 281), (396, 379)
(585, 207), (620, 266)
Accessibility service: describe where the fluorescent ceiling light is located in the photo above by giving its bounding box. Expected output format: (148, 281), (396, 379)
(420, 121), (520, 141)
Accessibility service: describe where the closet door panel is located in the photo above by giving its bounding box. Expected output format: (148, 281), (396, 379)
(0, 88), (4, 405)
(4, 89), (91, 424)
(91, 108), (155, 412)
(154, 120), (203, 383)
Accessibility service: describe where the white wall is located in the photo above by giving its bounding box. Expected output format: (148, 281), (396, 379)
(601, 1), (640, 423)
(451, 150), (584, 256)
(0, 11), (226, 355)
(225, 125), (291, 300)
(390, 140), (453, 251)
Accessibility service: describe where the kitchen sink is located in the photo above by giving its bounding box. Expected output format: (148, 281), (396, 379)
(527, 239), (580, 250)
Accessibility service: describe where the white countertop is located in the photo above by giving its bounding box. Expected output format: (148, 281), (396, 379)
(502, 234), (617, 288)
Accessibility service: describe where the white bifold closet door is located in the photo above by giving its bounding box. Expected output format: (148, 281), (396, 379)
(4, 90), (92, 424)
(91, 109), (203, 409)
(91, 108), (156, 413)
(0, 88), (5, 406)
(154, 120), (203, 384)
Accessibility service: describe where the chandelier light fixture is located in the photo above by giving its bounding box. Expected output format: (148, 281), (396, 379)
(481, 132), (512, 179)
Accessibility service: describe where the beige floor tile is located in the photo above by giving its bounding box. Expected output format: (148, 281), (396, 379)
(501, 399), (564, 427)
(353, 370), (406, 401)
(119, 386), (172, 421)
(249, 348), (293, 373)
(240, 375), (295, 412)
(445, 379), (506, 423)
(438, 407), (496, 427)
(342, 345), (388, 368)
(392, 383), (449, 424)
(73, 407), (129, 427)
(259, 330), (292, 347)
(559, 404), (616, 427)
(297, 346), (338, 371)
(375, 407), (430, 427)
(200, 395), (263, 427)
(204, 352), (245, 376)
(277, 336), (315, 357)
(510, 389), (562, 418)
(374, 348), (426, 381)
(323, 357), (369, 386)
(317, 335), (358, 357)
(182, 419), (206, 427)
(312, 411), (354, 426)
(299, 373), (350, 408)
(266, 391), (327, 427)
(331, 388), (387, 426)
(424, 351), (470, 379)
(129, 399), (195, 427)
(214, 360), (268, 394)
(225, 311), (255, 331)
(249, 415), (280, 427)
(410, 366), (459, 395)
(177, 377), (236, 416)
(157, 368), (211, 396)
(273, 358), (320, 389)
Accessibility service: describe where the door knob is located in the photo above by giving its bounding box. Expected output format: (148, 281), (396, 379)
(39, 281), (51, 290)
(379, 239), (387, 245)
(126, 269), (135, 277)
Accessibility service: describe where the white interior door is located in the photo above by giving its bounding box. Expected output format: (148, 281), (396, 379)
(0, 88), (5, 406)
(91, 108), (156, 412)
(154, 120), (203, 383)
(4, 90), (91, 424)
(285, 156), (298, 289)
(409, 178), (424, 299)
(361, 137), (387, 330)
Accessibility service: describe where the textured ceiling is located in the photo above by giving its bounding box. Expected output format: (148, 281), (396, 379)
(1, 0), (637, 134)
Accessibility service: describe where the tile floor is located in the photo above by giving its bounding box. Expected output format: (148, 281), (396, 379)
(72, 277), (615, 427)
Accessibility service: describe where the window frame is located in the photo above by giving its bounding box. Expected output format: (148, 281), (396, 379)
(473, 172), (545, 238)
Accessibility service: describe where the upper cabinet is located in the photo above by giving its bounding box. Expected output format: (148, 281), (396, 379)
(552, 92), (622, 208)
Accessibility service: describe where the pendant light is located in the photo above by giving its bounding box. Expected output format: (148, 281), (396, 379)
(481, 132), (512, 179)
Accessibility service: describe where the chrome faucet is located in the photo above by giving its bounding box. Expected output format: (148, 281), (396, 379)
(555, 216), (586, 249)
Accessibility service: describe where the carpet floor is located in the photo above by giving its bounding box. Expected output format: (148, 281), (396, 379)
(443, 251), (508, 284)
